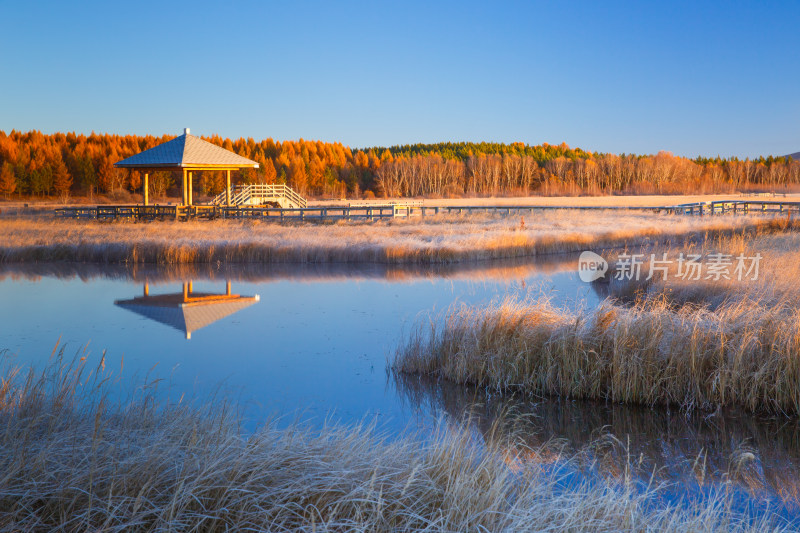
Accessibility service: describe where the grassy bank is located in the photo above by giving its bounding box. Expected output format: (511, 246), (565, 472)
(0, 352), (786, 531)
(0, 211), (788, 264)
(394, 228), (800, 415)
(394, 297), (800, 414)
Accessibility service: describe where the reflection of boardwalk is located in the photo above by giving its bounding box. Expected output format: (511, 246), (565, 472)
(115, 281), (259, 339)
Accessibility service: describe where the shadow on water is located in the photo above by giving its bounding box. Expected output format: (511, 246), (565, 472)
(392, 372), (800, 517)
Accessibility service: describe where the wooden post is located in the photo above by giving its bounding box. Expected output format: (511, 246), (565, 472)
(143, 282), (149, 297)
(188, 171), (193, 206)
(182, 282), (188, 301)
(143, 173), (149, 206)
(226, 169), (231, 206)
(182, 169), (187, 206)
(188, 280), (193, 294)
(226, 280), (231, 295)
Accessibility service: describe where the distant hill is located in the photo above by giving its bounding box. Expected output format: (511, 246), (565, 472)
(787, 152), (800, 160)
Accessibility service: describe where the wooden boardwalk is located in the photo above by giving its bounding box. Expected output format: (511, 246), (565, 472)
(664, 200), (800, 215)
(54, 199), (800, 222)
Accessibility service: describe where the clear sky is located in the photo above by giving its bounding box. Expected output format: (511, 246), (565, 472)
(1, 0), (798, 158)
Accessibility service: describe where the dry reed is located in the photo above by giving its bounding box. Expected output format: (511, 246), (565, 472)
(0, 349), (787, 531)
(394, 294), (800, 415)
(396, 221), (800, 415)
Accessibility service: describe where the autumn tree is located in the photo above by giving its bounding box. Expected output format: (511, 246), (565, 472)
(128, 170), (142, 194)
(97, 159), (124, 194)
(53, 159), (73, 201)
(0, 162), (16, 198)
(289, 156), (307, 194)
(149, 171), (173, 200)
(262, 158), (277, 184)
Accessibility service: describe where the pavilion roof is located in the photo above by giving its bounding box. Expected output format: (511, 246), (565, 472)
(114, 129), (259, 169)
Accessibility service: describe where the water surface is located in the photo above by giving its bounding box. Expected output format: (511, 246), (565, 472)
(1, 258), (799, 522)
(0, 258), (593, 430)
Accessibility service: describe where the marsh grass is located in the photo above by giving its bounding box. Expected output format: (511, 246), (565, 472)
(0, 211), (789, 264)
(0, 349), (787, 531)
(394, 294), (800, 415)
(606, 226), (800, 311)
(395, 219), (800, 415)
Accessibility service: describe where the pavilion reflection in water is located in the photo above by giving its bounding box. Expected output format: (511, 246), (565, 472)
(115, 281), (259, 339)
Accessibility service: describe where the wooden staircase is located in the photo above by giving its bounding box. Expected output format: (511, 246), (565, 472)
(209, 184), (307, 208)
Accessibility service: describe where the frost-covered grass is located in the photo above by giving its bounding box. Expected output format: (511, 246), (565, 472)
(0, 351), (787, 531)
(603, 229), (800, 310)
(0, 211), (787, 264)
(394, 224), (800, 415)
(394, 296), (800, 415)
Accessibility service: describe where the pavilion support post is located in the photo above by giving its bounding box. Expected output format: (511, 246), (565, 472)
(226, 170), (231, 206)
(188, 172), (193, 206)
(143, 173), (149, 206)
(182, 169), (187, 206)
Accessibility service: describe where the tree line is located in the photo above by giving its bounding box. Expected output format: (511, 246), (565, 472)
(1, 130), (798, 201)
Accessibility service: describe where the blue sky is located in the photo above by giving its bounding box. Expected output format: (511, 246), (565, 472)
(1, 0), (798, 157)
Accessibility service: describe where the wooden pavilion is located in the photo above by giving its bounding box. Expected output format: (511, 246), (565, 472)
(115, 280), (260, 340)
(114, 128), (259, 206)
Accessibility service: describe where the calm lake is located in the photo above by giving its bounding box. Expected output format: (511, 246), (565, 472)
(2, 258), (799, 522)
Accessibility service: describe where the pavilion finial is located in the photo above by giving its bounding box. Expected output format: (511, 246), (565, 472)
(184, 127), (190, 135)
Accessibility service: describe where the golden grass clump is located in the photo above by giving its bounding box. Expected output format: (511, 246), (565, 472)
(394, 295), (800, 415)
(607, 226), (800, 311)
(0, 349), (787, 531)
(396, 224), (800, 415)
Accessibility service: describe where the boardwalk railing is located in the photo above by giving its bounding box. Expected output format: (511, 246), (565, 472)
(664, 200), (800, 215)
(55, 204), (185, 220)
(210, 184), (307, 208)
(348, 200), (423, 207)
(53, 199), (800, 221)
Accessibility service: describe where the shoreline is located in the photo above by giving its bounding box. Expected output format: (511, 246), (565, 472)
(0, 212), (791, 265)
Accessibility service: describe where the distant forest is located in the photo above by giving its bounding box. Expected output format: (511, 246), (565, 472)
(1, 130), (798, 201)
